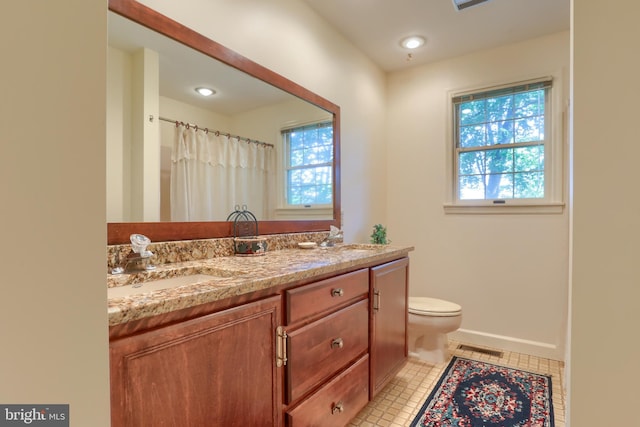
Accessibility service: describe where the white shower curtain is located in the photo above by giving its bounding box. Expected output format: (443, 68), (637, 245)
(170, 125), (275, 221)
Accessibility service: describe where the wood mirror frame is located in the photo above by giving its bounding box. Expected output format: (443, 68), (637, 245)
(107, 0), (341, 244)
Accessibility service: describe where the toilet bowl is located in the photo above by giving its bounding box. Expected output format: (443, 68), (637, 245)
(408, 297), (462, 364)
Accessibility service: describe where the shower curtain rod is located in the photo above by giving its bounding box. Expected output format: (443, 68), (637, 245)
(158, 116), (274, 148)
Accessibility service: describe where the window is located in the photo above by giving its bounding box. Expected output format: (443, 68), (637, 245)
(282, 122), (333, 206)
(453, 79), (552, 203)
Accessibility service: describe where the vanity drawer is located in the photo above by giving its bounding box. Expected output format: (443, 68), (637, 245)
(286, 354), (369, 427)
(286, 268), (369, 324)
(286, 299), (368, 403)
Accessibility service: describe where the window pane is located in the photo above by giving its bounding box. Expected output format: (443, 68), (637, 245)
(314, 166), (332, 184)
(289, 148), (304, 167)
(288, 185), (302, 204)
(514, 145), (544, 172)
(487, 120), (514, 145)
(514, 172), (544, 198)
(318, 127), (333, 143)
(289, 169), (303, 183)
(459, 125), (486, 148)
(459, 100), (485, 126)
(459, 151), (485, 175)
(287, 169), (332, 204)
(514, 90), (544, 118)
(486, 95), (513, 122)
(289, 132), (304, 151)
(303, 144), (332, 165)
(315, 184), (333, 204)
(514, 116), (544, 142)
(485, 148), (513, 174)
(486, 173), (513, 199)
(458, 147), (543, 200)
(301, 186), (317, 202)
(459, 175), (484, 200)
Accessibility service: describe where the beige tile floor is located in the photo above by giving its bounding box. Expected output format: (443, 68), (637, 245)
(350, 340), (565, 427)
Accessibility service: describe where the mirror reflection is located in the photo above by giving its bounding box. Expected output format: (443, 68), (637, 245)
(107, 11), (334, 223)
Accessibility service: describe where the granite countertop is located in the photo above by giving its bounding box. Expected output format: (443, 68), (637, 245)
(107, 243), (413, 326)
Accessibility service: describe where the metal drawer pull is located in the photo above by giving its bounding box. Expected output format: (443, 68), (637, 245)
(331, 337), (344, 349)
(331, 288), (344, 297)
(373, 289), (381, 311)
(276, 326), (288, 367)
(331, 401), (345, 414)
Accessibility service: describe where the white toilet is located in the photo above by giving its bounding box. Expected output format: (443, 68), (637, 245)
(408, 297), (462, 364)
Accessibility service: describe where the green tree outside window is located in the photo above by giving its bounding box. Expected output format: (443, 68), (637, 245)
(282, 122), (333, 205)
(454, 81), (550, 200)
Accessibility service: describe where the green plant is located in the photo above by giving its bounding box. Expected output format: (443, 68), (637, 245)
(370, 224), (390, 245)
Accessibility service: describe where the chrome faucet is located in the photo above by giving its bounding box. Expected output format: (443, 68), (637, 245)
(110, 234), (156, 274)
(320, 226), (343, 247)
(120, 250), (155, 273)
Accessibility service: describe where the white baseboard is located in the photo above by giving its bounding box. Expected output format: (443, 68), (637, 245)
(450, 328), (564, 361)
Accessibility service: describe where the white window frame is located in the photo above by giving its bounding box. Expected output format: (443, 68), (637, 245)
(444, 75), (565, 214)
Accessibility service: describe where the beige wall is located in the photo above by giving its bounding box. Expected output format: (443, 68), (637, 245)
(107, 46), (161, 223)
(386, 32), (570, 360)
(0, 1), (110, 425)
(107, 47), (130, 222)
(570, 0), (640, 425)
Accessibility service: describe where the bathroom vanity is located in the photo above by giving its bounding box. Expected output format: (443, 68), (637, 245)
(107, 241), (411, 427)
(105, 1), (412, 424)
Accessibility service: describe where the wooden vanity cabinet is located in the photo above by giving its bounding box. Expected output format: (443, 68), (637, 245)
(109, 296), (282, 427)
(369, 257), (409, 399)
(109, 257), (410, 426)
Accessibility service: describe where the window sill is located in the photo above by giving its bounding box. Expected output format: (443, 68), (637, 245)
(443, 202), (565, 215)
(274, 206), (333, 220)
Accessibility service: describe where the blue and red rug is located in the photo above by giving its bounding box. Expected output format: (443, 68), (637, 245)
(410, 356), (554, 427)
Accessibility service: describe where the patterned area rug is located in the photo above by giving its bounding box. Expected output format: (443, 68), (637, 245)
(410, 356), (554, 427)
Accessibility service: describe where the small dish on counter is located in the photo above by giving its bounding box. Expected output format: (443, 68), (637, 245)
(298, 241), (318, 249)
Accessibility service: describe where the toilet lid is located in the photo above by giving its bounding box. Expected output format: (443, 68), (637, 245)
(409, 297), (462, 317)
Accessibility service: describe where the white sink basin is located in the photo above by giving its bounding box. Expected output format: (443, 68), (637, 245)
(108, 274), (219, 299)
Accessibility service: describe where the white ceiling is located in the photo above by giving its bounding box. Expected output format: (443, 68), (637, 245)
(108, 12), (293, 116)
(303, 0), (570, 71)
(108, 0), (570, 115)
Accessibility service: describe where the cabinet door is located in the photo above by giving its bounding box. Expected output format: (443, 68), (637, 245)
(110, 296), (282, 427)
(369, 257), (409, 399)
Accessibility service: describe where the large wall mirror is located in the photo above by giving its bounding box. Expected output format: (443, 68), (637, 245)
(107, 0), (340, 244)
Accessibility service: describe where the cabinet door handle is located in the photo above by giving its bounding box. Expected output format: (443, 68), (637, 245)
(331, 337), (344, 349)
(331, 288), (344, 297)
(373, 289), (381, 311)
(331, 401), (345, 414)
(276, 326), (288, 367)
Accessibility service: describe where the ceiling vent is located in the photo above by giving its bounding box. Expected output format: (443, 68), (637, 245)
(452, 0), (492, 11)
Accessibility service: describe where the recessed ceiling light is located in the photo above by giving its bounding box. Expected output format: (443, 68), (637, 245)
(400, 36), (426, 50)
(195, 87), (215, 96)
